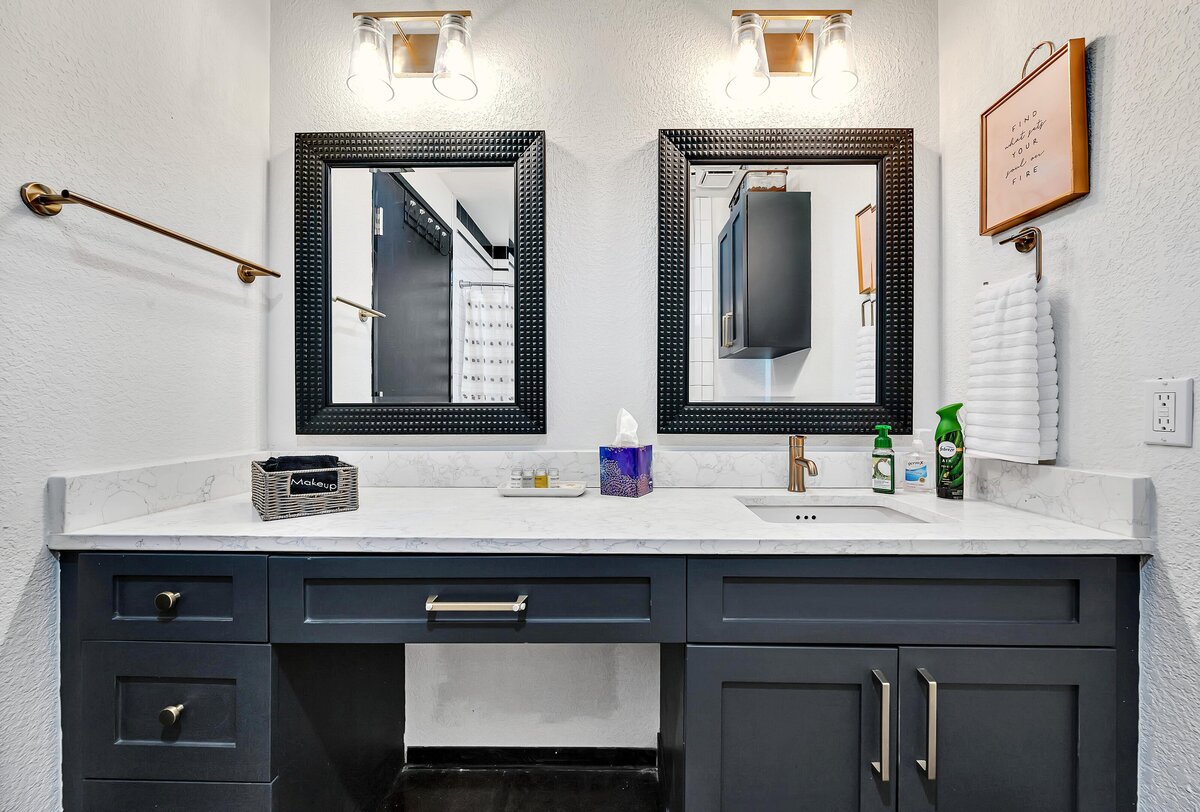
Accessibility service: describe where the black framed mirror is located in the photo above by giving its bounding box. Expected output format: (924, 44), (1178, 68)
(657, 128), (914, 434)
(295, 130), (546, 434)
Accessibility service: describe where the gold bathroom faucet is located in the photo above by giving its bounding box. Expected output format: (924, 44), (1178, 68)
(788, 435), (819, 493)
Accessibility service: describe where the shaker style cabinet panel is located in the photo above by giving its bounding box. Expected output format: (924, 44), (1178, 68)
(80, 641), (273, 783)
(685, 646), (897, 812)
(76, 553), (269, 642)
(269, 555), (687, 643)
(81, 780), (275, 811)
(715, 189), (812, 359)
(897, 647), (1117, 812)
(688, 556), (1117, 647)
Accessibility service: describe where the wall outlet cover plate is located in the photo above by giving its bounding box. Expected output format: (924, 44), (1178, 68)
(1144, 377), (1193, 447)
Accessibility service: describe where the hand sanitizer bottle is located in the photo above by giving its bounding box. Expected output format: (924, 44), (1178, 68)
(871, 425), (895, 494)
(902, 430), (934, 493)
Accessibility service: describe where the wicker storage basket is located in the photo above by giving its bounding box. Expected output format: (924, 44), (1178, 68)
(251, 461), (359, 521)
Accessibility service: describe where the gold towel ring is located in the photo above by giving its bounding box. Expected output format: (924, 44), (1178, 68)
(1021, 41), (1057, 79)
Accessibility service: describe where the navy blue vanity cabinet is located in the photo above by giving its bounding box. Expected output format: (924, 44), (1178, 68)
(59, 552), (1139, 812)
(716, 189), (812, 359)
(684, 646), (897, 811)
(897, 647), (1117, 812)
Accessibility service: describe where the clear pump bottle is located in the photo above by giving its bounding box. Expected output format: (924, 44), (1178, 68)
(902, 429), (934, 493)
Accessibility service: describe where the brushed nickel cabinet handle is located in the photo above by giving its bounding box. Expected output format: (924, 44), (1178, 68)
(425, 595), (528, 613)
(721, 312), (734, 348)
(154, 591), (180, 612)
(159, 704), (184, 726)
(916, 667), (938, 780)
(870, 669), (891, 782)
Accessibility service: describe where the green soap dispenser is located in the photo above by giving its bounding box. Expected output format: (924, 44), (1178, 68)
(935, 403), (965, 500)
(871, 425), (895, 494)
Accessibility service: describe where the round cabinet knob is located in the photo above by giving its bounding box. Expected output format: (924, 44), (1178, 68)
(159, 704), (184, 726)
(154, 591), (181, 612)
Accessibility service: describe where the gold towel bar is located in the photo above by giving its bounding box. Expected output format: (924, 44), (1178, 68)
(19, 182), (281, 284)
(333, 296), (387, 321)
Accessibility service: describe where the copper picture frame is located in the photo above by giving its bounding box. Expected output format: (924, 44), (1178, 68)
(855, 203), (877, 293)
(979, 38), (1089, 236)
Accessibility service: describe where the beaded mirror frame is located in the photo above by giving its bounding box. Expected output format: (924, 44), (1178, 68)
(657, 128), (915, 435)
(294, 131), (546, 434)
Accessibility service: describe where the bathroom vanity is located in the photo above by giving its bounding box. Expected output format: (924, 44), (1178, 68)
(51, 487), (1146, 811)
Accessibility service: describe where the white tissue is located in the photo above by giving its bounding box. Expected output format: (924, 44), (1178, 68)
(613, 408), (640, 447)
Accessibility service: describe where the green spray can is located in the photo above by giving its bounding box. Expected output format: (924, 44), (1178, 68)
(935, 403), (965, 500)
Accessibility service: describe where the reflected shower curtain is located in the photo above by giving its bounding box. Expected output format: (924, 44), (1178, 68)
(459, 286), (515, 402)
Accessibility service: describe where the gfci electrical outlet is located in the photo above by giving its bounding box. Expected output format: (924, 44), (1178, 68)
(1145, 377), (1194, 447)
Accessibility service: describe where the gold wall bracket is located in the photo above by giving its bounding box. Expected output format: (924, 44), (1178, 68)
(354, 10), (472, 76)
(731, 9), (852, 76)
(20, 182), (281, 284)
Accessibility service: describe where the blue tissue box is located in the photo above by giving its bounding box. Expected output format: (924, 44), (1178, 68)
(599, 445), (653, 497)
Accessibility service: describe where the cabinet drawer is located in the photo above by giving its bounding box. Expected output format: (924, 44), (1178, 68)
(77, 553), (268, 642)
(81, 779), (274, 811)
(688, 556), (1116, 646)
(270, 556), (686, 643)
(81, 642), (272, 782)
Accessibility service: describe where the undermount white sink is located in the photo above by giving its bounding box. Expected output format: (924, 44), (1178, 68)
(742, 500), (933, 524)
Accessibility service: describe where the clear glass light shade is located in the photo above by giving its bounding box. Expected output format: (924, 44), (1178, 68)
(811, 13), (859, 100)
(433, 13), (478, 101)
(725, 13), (770, 100)
(346, 16), (394, 103)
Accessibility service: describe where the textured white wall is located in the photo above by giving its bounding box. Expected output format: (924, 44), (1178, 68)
(937, 1), (1200, 804)
(267, 0), (940, 749)
(267, 0), (941, 450)
(0, 1), (271, 809)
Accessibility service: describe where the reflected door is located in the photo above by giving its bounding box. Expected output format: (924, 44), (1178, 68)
(372, 173), (452, 403)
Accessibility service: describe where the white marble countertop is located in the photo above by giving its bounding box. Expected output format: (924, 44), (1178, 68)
(48, 487), (1152, 556)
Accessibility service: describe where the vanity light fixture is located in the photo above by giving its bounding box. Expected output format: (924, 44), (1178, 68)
(811, 12), (859, 100)
(724, 9), (855, 100)
(346, 11), (476, 102)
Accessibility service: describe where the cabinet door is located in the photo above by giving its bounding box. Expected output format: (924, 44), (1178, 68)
(898, 648), (1116, 812)
(717, 201), (746, 358)
(686, 646), (896, 812)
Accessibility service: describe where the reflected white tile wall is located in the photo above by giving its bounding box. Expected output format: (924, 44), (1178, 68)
(690, 196), (715, 402)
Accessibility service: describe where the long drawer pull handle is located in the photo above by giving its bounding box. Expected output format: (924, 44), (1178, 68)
(159, 704), (184, 726)
(916, 667), (938, 781)
(721, 312), (734, 348)
(154, 591), (181, 612)
(425, 595), (528, 613)
(870, 669), (891, 782)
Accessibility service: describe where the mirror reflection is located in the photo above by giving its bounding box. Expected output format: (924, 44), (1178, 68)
(330, 166), (515, 404)
(688, 163), (878, 403)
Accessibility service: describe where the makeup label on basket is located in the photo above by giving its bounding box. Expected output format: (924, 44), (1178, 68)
(289, 470), (339, 495)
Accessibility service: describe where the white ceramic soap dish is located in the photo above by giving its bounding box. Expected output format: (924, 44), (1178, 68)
(497, 483), (588, 497)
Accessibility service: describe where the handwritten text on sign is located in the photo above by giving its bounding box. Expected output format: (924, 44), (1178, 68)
(984, 52), (1073, 227)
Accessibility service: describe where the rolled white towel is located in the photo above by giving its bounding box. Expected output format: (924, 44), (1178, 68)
(969, 425), (1041, 444)
(967, 387), (1041, 402)
(966, 411), (1039, 430)
(1037, 356), (1058, 373)
(1037, 370), (1058, 387)
(972, 301), (1039, 323)
(970, 334), (1041, 352)
(969, 371), (1039, 388)
(972, 319), (1038, 340)
(1036, 343), (1056, 360)
(970, 345), (1039, 364)
(969, 358), (1038, 376)
(972, 400), (1039, 415)
(970, 438), (1041, 460)
(1039, 442), (1058, 458)
(1039, 412), (1060, 428)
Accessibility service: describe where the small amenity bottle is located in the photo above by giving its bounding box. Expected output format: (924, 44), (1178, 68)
(902, 429), (934, 493)
(935, 403), (965, 500)
(871, 425), (895, 494)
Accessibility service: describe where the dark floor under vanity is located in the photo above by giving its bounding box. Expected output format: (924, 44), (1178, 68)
(382, 748), (659, 811)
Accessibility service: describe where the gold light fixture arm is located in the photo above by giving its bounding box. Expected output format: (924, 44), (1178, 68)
(19, 183), (281, 284)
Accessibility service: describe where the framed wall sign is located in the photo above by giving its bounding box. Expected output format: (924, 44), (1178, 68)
(980, 38), (1089, 236)
(855, 203), (877, 293)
